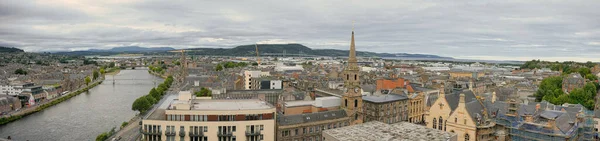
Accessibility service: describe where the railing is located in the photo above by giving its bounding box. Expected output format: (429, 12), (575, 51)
(140, 129), (162, 136)
(165, 130), (176, 136)
(189, 131), (204, 137)
(179, 130), (186, 137)
(246, 130), (262, 136)
(217, 131), (233, 137)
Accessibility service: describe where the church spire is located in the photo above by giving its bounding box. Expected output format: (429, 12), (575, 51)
(349, 22), (357, 64)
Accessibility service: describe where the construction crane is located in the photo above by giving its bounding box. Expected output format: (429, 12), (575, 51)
(255, 44), (260, 65)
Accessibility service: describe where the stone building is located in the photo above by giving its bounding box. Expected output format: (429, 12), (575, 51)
(276, 110), (350, 141)
(340, 29), (363, 125)
(426, 88), (496, 141)
(562, 73), (585, 94)
(362, 93), (409, 124)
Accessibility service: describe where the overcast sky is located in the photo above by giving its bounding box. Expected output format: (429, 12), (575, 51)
(1, 0), (599, 61)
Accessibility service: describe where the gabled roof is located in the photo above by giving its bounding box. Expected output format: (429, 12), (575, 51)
(444, 89), (477, 111)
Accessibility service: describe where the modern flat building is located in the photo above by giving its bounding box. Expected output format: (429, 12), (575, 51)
(322, 121), (457, 141)
(212, 89), (283, 105)
(243, 70), (270, 90)
(141, 91), (276, 141)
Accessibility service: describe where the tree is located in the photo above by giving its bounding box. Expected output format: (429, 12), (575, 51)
(149, 88), (160, 99)
(99, 68), (105, 75)
(195, 87), (212, 97)
(252, 62), (259, 66)
(145, 95), (157, 104)
(215, 64), (223, 71)
(93, 70), (99, 80)
(132, 97), (151, 113)
(14, 68), (27, 75)
(85, 76), (91, 86)
(535, 76), (563, 102)
(109, 62), (115, 68)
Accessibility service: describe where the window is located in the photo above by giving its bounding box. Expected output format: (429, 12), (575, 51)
(355, 114), (358, 120)
(345, 99), (348, 107)
(346, 74), (349, 80)
(465, 134), (470, 141)
(433, 118), (437, 129)
(354, 74), (357, 80)
(354, 99), (358, 108)
(439, 117), (443, 130)
(464, 119), (467, 125)
(455, 118), (457, 123)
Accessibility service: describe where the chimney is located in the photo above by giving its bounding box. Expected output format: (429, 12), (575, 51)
(535, 103), (540, 112)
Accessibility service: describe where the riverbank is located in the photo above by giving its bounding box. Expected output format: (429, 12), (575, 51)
(149, 71), (167, 79)
(105, 68), (121, 75)
(0, 78), (104, 126)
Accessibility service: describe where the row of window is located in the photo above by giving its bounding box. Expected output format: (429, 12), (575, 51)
(281, 121), (349, 137)
(166, 114), (268, 121)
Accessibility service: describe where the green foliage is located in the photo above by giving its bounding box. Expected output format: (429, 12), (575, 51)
(194, 87), (212, 97)
(215, 64), (223, 71)
(14, 68), (27, 75)
(536, 76), (597, 109)
(1, 79), (102, 126)
(109, 62), (115, 68)
(149, 88), (160, 100)
(85, 76), (91, 86)
(132, 97), (151, 113)
(93, 70), (99, 80)
(536, 76), (563, 102)
(99, 68), (105, 75)
(121, 121), (129, 129)
(95, 127), (116, 141)
(145, 95), (157, 104)
(220, 61), (247, 69)
(252, 62), (258, 66)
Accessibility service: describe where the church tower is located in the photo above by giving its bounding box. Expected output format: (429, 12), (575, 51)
(342, 26), (363, 125)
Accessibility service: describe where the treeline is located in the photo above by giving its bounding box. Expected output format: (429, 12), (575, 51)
(215, 61), (248, 71)
(0, 46), (24, 52)
(131, 75), (174, 114)
(534, 76), (598, 110)
(521, 60), (598, 80)
(148, 64), (167, 74)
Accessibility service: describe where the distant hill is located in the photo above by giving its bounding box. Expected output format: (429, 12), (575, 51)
(55, 46), (175, 55)
(0, 46), (24, 53)
(88, 46), (175, 52)
(187, 44), (452, 59)
(52, 44), (451, 59)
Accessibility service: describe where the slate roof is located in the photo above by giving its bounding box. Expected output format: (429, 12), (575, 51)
(444, 89), (477, 111)
(278, 109), (348, 126)
(494, 87), (517, 102)
(465, 100), (487, 125)
(362, 93), (408, 103)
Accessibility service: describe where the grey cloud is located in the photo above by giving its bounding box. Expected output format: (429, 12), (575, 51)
(0, 0), (599, 61)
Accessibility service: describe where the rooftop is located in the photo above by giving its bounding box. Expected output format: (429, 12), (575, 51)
(362, 94), (408, 103)
(323, 121), (456, 141)
(190, 99), (274, 111)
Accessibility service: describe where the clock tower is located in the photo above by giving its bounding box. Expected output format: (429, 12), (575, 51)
(342, 27), (363, 125)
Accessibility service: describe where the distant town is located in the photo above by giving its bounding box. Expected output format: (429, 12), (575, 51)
(1, 30), (599, 141)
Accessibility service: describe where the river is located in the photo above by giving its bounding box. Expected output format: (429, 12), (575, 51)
(0, 69), (163, 141)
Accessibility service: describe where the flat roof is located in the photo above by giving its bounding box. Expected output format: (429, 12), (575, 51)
(362, 94), (408, 103)
(190, 99), (274, 111)
(284, 100), (315, 107)
(323, 121), (456, 141)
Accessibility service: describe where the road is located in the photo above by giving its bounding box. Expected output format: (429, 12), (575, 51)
(1, 78), (103, 118)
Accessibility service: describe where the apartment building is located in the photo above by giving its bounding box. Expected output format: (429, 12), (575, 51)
(141, 91), (276, 141)
(276, 110), (350, 141)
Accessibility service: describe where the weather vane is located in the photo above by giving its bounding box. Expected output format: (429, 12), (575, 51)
(352, 21), (355, 31)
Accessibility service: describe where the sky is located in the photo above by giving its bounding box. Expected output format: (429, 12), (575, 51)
(1, 0), (599, 62)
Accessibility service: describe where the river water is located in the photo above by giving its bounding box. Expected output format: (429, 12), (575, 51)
(0, 69), (163, 141)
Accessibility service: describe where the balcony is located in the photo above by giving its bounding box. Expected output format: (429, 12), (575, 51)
(140, 129), (162, 136)
(179, 130), (186, 137)
(189, 131), (204, 137)
(246, 130), (261, 136)
(165, 130), (176, 136)
(217, 131), (233, 137)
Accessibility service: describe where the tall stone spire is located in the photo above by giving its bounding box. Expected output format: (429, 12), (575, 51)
(342, 25), (363, 125)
